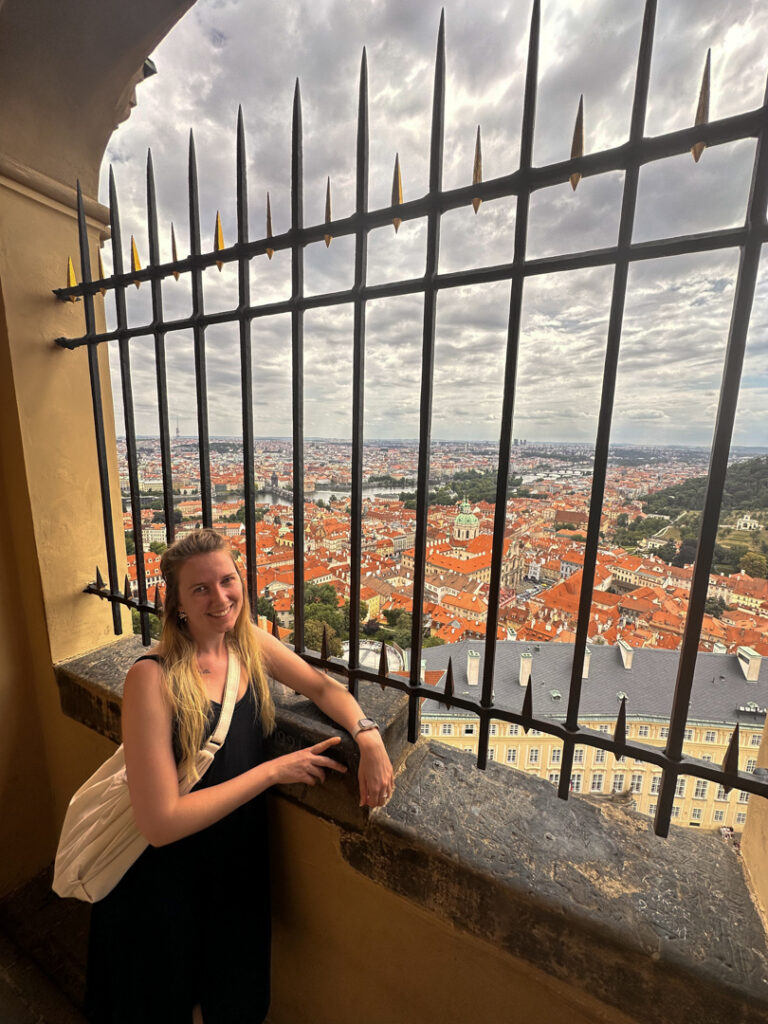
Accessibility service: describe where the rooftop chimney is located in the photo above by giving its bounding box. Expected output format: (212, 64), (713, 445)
(618, 639), (633, 670)
(582, 646), (591, 679)
(420, 659), (426, 684)
(712, 641), (727, 655)
(737, 646), (762, 682)
(467, 649), (481, 686)
(519, 651), (532, 688)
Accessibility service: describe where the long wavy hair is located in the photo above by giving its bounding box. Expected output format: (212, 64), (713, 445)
(157, 528), (275, 782)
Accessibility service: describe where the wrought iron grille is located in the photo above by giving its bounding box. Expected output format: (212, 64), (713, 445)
(55, 0), (768, 838)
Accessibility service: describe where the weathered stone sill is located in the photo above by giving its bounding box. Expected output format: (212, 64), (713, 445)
(55, 637), (768, 1024)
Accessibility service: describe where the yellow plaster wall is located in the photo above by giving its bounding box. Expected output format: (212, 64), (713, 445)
(268, 797), (640, 1024)
(741, 730), (768, 933)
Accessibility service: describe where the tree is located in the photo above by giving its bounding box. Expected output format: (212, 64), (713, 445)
(305, 582), (338, 607)
(616, 513), (629, 528)
(256, 596), (277, 623)
(302, 619), (342, 656)
(422, 635), (445, 648)
(739, 551), (768, 578)
(655, 541), (677, 564)
(342, 598), (369, 635)
(704, 597), (728, 619)
(152, 510), (165, 523)
(672, 539), (697, 568)
(125, 532), (135, 555)
(149, 541), (167, 556)
(131, 608), (161, 640)
(305, 601), (343, 635)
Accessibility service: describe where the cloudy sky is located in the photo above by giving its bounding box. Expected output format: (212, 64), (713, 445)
(98, 0), (768, 448)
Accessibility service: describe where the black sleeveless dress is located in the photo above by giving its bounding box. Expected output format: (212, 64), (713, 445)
(85, 657), (271, 1024)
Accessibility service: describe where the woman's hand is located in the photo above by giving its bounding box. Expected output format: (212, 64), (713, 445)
(269, 736), (348, 788)
(355, 730), (395, 808)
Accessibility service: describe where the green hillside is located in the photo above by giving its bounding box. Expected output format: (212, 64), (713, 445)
(641, 456), (768, 516)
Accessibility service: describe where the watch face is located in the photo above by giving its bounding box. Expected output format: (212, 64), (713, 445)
(358, 718), (376, 729)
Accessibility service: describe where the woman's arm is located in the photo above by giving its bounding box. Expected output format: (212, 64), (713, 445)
(121, 659), (346, 847)
(256, 627), (395, 807)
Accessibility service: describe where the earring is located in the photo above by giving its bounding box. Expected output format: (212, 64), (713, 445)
(178, 610), (188, 623)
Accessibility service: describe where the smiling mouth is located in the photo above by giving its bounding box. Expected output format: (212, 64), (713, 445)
(209, 607), (233, 618)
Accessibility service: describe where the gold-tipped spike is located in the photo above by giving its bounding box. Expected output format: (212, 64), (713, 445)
(377, 641), (389, 690)
(472, 126), (483, 214)
(65, 257), (79, 302)
(692, 49), (711, 163)
(153, 584), (164, 616)
(123, 574), (132, 603)
(171, 222), (180, 280)
(391, 153), (403, 232)
(324, 176), (332, 248)
(130, 236), (142, 288)
(266, 192), (274, 259)
(321, 623), (329, 661)
(214, 211), (225, 271)
(570, 94), (584, 191)
(97, 250), (107, 296)
(95, 566), (106, 591)
(614, 695), (627, 748)
(270, 614), (280, 638)
(522, 676), (533, 733)
(440, 658), (455, 709)
(720, 723), (740, 793)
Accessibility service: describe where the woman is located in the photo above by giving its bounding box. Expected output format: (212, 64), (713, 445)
(86, 528), (394, 1024)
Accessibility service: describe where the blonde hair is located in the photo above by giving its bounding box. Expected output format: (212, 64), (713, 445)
(157, 528), (275, 782)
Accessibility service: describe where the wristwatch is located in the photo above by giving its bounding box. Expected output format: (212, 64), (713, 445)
(351, 718), (379, 740)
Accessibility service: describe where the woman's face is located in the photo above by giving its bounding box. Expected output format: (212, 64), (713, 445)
(176, 550), (244, 640)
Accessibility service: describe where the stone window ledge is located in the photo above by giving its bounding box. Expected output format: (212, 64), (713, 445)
(55, 637), (768, 1024)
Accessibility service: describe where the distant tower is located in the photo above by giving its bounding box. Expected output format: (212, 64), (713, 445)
(453, 498), (479, 542)
(175, 415), (180, 439)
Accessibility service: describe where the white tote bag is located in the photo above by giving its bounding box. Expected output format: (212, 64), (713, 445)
(53, 652), (241, 903)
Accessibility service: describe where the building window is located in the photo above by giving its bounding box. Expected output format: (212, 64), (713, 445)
(506, 747), (518, 764)
(441, 724), (453, 736)
(637, 725), (649, 738)
(548, 772), (560, 786)
(702, 755), (712, 762)
(684, 728), (694, 741)
(591, 773), (604, 793)
(650, 775), (661, 795)
(530, 729), (541, 736)
(675, 778), (686, 798)
(630, 773), (643, 794)
(570, 774), (582, 793)
(616, 755), (626, 764)
(649, 803), (657, 815)
(660, 727), (669, 739)
(489, 723), (498, 736)
(671, 806), (680, 818)
(713, 809), (725, 823)
(704, 730), (716, 743)
(593, 749), (606, 764)
(612, 774), (625, 793)
(598, 724), (610, 734)
(736, 812), (747, 825)
(716, 785), (729, 801)
(694, 780), (708, 800)
(691, 807), (703, 821)
(463, 745), (473, 752)
(528, 748), (540, 765)
(551, 748), (561, 765)
(746, 758), (757, 772)
(573, 747), (584, 764)
(508, 724), (520, 736)
(487, 747), (496, 761)
(751, 734), (761, 746)
(464, 724), (476, 736)
(738, 791), (750, 804)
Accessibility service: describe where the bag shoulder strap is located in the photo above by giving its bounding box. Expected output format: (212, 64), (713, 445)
(202, 650), (240, 754)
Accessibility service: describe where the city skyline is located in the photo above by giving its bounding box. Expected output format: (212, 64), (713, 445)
(96, 0), (768, 447)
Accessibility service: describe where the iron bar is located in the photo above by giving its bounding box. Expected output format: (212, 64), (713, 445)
(291, 80), (306, 654)
(110, 167), (150, 644)
(477, 0), (540, 771)
(408, 11), (446, 743)
(236, 107), (258, 613)
(146, 151), (176, 546)
(347, 49), (370, 697)
(654, 74), (768, 838)
(188, 130), (213, 527)
(77, 181), (122, 635)
(559, 0), (657, 803)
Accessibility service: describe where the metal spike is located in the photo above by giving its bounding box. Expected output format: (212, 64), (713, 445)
(130, 235), (142, 288)
(153, 584), (164, 616)
(270, 614), (280, 637)
(391, 153), (403, 232)
(441, 657), (455, 709)
(324, 176), (332, 248)
(321, 623), (329, 661)
(720, 723), (740, 793)
(123, 574), (132, 603)
(472, 125), (482, 213)
(95, 566), (106, 591)
(522, 675), (533, 733)
(214, 210), (225, 270)
(377, 641), (389, 690)
(171, 222), (180, 280)
(97, 250), (107, 295)
(692, 49), (711, 163)
(65, 257), (79, 301)
(266, 192), (274, 259)
(570, 94), (584, 190)
(614, 695), (627, 747)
